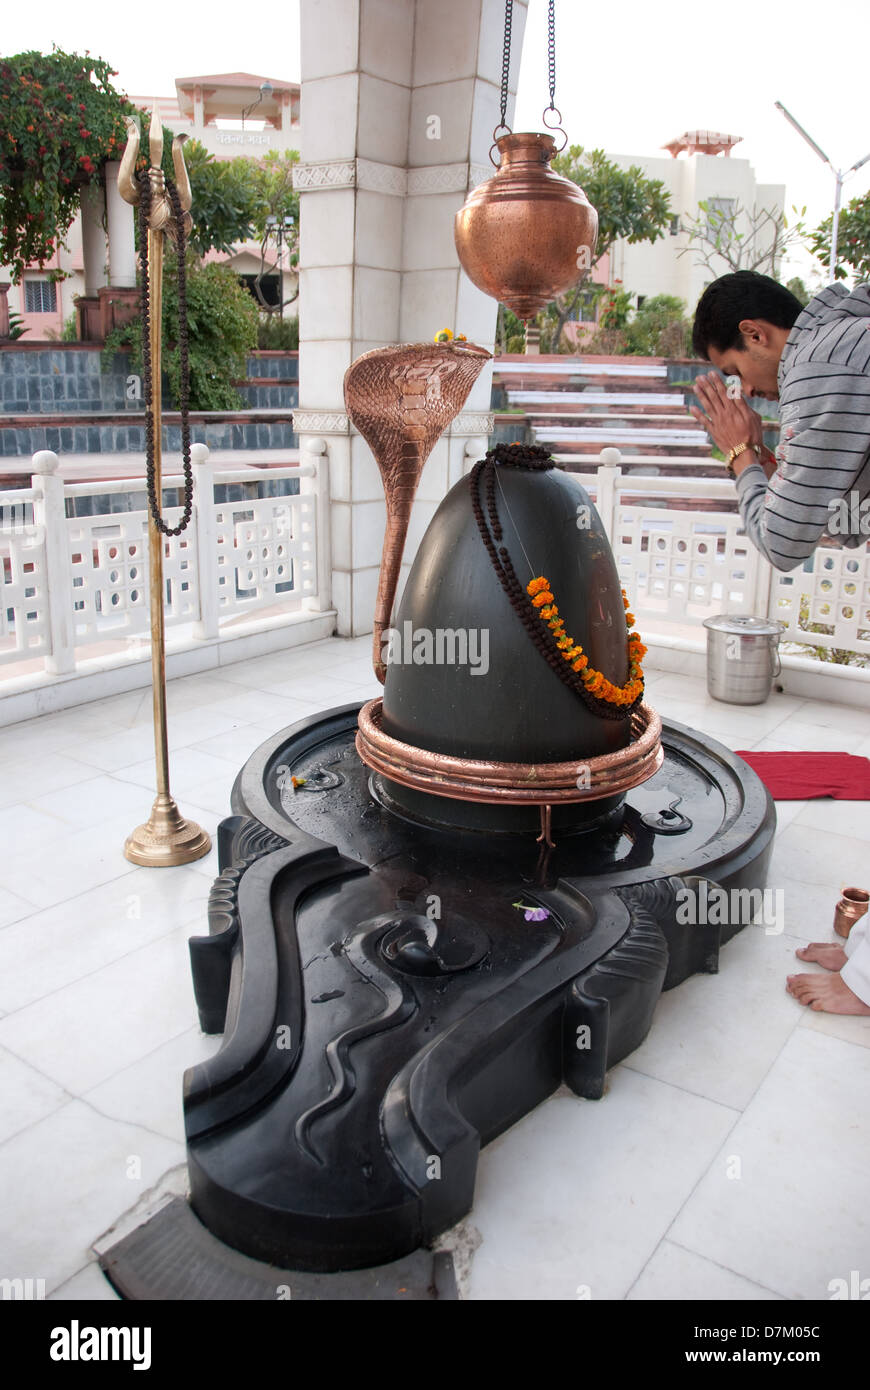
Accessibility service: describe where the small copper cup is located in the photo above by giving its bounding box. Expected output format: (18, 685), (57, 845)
(833, 887), (870, 939)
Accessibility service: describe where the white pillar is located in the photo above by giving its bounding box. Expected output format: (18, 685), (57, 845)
(295, 0), (523, 637)
(80, 181), (107, 298)
(104, 160), (137, 289)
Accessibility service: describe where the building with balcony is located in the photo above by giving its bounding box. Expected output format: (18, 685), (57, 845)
(608, 131), (786, 313)
(0, 72), (302, 342)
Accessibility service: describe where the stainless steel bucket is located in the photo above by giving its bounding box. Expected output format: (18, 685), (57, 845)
(702, 614), (786, 705)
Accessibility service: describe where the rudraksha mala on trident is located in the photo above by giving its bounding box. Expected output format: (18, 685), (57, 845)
(137, 171), (194, 538)
(469, 443), (644, 721)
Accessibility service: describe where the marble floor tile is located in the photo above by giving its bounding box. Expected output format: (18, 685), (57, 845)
(768, 799), (810, 832)
(84, 1026), (223, 1146)
(216, 641), (356, 689)
(0, 866), (208, 1013)
(190, 718), (314, 768)
(2, 820), (139, 912)
(0, 1100), (183, 1295)
(0, 929), (200, 1093)
(0, 885), (39, 928)
(26, 773), (166, 837)
(627, 1240), (784, 1301)
(754, 717), (870, 755)
(111, 745), (238, 795)
(0, 806), (62, 856)
(49, 1261), (120, 1301)
(765, 823), (869, 941)
(668, 1029), (870, 1300)
(0, 1045), (69, 1145)
(793, 798), (870, 844)
(466, 1071), (738, 1301)
(624, 925), (804, 1111)
(0, 752), (99, 813)
(204, 687), (323, 728)
(257, 672), (365, 706)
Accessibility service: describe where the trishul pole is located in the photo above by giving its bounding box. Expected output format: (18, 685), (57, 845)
(118, 110), (211, 867)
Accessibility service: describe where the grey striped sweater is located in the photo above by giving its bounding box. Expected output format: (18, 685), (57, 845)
(735, 282), (870, 571)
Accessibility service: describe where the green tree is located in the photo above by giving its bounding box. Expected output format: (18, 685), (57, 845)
(496, 302), (525, 353)
(808, 192), (870, 282)
(623, 294), (691, 356)
(249, 151), (300, 315)
(679, 199), (806, 278)
(104, 253), (258, 410)
(538, 146), (672, 351)
(0, 48), (129, 281)
(182, 141), (263, 257)
(786, 275), (811, 307)
(178, 145), (299, 312)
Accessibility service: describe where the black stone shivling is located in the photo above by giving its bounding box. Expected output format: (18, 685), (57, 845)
(181, 443), (775, 1277)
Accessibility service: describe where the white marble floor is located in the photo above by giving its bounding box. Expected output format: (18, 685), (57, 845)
(0, 639), (867, 1302)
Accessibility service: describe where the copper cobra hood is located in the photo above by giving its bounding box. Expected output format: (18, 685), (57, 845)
(343, 340), (491, 683)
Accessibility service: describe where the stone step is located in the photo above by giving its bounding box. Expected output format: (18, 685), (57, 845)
(533, 424), (710, 447)
(237, 383), (298, 409)
(495, 360), (668, 378)
(507, 389), (687, 407)
(525, 410), (700, 427)
(0, 409), (297, 457)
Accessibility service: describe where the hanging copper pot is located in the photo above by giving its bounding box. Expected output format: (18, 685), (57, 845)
(455, 132), (598, 322)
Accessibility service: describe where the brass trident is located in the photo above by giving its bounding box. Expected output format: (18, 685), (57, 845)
(117, 108), (210, 868)
(117, 106), (193, 236)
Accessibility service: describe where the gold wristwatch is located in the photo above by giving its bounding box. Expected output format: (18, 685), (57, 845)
(725, 441), (756, 478)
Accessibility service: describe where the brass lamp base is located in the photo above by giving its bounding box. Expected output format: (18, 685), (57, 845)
(124, 793), (212, 867)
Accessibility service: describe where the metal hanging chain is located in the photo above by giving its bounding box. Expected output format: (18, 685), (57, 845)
(137, 171), (194, 537)
(490, 0), (514, 159)
(498, 0), (513, 133)
(546, 0), (556, 111)
(541, 0), (567, 150)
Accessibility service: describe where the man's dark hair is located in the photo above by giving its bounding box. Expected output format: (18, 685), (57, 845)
(692, 271), (803, 358)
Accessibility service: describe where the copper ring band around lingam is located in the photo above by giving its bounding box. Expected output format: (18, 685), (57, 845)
(356, 699), (663, 806)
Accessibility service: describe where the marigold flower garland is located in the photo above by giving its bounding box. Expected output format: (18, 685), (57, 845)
(527, 577), (647, 707)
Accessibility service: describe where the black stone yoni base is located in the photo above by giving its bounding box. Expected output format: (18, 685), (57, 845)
(184, 702), (774, 1274)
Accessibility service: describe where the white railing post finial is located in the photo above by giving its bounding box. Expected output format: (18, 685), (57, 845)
(595, 446), (622, 546)
(31, 451), (76, 675)
(190, 444), (219, 641)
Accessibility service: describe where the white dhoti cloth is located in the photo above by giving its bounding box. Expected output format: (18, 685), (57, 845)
(841, 915), (870, 1004)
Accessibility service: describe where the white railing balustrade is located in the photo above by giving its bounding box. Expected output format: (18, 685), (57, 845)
(1, 441), (866, 689)
(575, 451), (869, 665)
(0, 445), (330, 678)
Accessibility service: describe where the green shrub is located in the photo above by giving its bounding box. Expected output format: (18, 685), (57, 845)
(257, 315), (298, 350)
(4, 310), (28, 340)
(104, 254), (258, 411)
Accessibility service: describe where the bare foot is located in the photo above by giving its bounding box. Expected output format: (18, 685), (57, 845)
(795, 943), (848, 971)
(786, 972), (870, 1015)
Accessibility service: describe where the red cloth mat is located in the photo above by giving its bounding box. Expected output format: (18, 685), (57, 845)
(735, 750), (870, 800)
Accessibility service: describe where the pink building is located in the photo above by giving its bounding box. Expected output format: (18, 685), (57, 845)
(1, 72), (301, 342)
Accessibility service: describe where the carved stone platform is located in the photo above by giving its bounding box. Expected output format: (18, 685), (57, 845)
(184, 702), (774, 1273)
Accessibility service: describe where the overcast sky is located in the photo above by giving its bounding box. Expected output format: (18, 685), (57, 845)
(4, 0), (869, 285)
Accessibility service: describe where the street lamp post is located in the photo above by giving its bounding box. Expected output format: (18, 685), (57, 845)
(265, 213), (295, 317)
(775, 102), (870, 284)
(241, 80), (273, 130)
